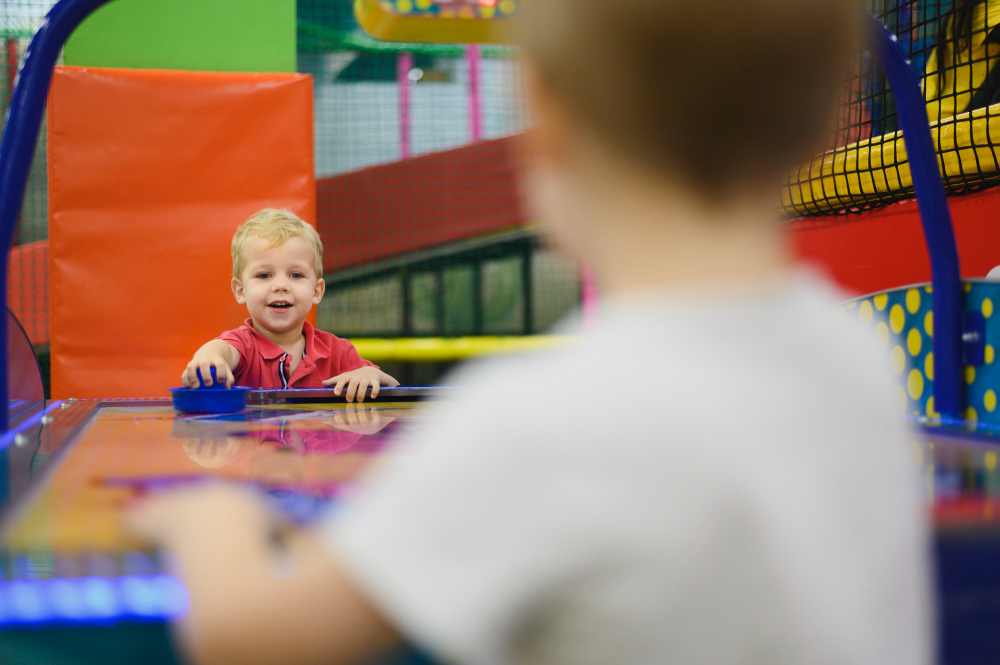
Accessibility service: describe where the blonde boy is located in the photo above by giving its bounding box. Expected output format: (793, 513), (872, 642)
(182, 209), (397, 401)
(136, 2), (931, 665)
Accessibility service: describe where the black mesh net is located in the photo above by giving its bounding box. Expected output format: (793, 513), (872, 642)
(0, 0), (585, 390)
(7, 0), (987, 389)
(300, 0), (582, 354)
(782, 0), (1000, 218)
(1, 1), (53, 395)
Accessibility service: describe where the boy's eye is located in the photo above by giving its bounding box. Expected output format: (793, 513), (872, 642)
(291, 272), (304, 279)
(255, 273), (271, 279)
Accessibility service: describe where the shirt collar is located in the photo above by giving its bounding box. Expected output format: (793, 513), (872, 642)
(242, 319), (332, 361)
(303, 321), (332, 360)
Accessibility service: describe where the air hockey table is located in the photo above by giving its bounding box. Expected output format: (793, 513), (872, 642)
(0, 6), (997, 663)
(0, 388), (996, 665)
(0, 388), (446, 665)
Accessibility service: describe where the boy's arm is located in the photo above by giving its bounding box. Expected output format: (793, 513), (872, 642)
(182, 340), (241, 388)
(127, 486), (396, 665)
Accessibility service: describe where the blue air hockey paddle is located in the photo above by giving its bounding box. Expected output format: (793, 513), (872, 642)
(169, 367), (249, 414)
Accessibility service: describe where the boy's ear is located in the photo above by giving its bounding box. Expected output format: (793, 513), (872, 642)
(523, 60), (572, 170)
(232, 277), (246, 304)
(313, 277), (326, 305)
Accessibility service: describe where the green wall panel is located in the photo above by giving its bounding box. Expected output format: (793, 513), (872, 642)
(64, 0), (296, 73)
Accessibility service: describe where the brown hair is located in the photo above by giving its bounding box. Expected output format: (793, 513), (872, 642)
(519, 0), (858, 199)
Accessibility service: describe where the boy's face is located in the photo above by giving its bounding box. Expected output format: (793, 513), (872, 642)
(232, 236), (325, 336)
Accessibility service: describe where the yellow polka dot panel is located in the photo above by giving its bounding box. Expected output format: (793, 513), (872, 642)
(839, 281), (1000, 428)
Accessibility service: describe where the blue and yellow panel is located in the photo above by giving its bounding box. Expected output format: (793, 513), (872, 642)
(354, 0), (518, 44)
(839, 281), (1000, 427)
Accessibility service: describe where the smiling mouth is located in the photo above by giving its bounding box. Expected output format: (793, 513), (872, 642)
(268, 302), (293, 311)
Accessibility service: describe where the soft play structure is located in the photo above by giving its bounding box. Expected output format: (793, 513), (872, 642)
(47, 66), (314, 399)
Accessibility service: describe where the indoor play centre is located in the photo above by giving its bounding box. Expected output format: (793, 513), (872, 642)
(0, 0), (995, 663)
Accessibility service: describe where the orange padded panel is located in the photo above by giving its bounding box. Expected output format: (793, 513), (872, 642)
(48, 66), (315, 398)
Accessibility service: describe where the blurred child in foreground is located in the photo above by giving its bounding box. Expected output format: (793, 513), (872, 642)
(129, 1), (932, 664)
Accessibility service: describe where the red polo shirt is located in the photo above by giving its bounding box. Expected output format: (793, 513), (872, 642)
(218, 319), (375, 389)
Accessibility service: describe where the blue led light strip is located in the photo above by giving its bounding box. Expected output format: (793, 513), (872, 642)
(0, 575), (189, 627)
(0, 400), (65, 452)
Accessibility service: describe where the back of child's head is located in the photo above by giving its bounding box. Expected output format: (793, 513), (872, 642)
(518, 0), (858, 201)
(232, 209), (323, 279)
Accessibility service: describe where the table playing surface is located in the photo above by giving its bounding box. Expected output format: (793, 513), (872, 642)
(0, 397), (999, 664)
(0, 398), (432, 665)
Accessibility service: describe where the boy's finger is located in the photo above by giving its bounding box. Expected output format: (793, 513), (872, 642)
(217, 364), (234, 388)
(322, 374), (343, 387)
(199, 363), (214, 386)
(370, 380), (380, 399)
(347, 377), (362, 402)
(335, 377), (349, 396)
(356, 379), (370, 403)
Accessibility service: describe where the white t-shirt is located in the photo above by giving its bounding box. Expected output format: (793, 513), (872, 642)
(325, 272), (932, 665)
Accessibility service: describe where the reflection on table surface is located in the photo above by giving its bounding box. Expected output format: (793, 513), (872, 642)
(3, 401), (426, 559)
(2, 399), (1000, 665)
(4, 399), (1000, 557)
(0, 400), (1000, 663)
(3, 400), (1000, 629)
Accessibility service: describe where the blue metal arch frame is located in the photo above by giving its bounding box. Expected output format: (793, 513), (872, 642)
(863, 14), (964, 419)
(0, 8), (971, 426)
(0, 0), (112, 429)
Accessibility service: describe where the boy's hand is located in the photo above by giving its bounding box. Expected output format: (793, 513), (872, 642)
(182, 340), (240, 389)
(183, 355), (235, 389)
(126, 484), (271, 553)
(124, 484), (395, 665)
(322, 367), (400, 403)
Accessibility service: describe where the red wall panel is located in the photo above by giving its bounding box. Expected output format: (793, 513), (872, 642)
(317, 135), (525, 272)
(9, 239), (49, 345)
(789, 186), (1000, 296)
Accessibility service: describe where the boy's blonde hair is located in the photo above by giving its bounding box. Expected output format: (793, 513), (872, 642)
(231, 209), (324, 279)
(519, 0), (857, 199)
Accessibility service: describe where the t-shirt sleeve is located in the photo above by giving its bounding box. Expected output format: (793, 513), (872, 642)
(320, 376), (603, 663)
(216, 328), (250, 369)
(332, 338), (377, 373)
